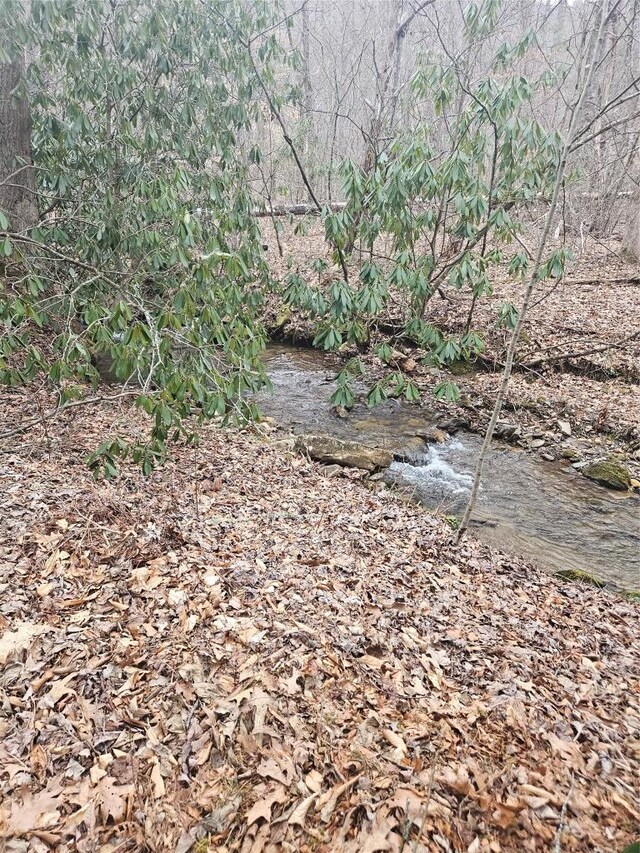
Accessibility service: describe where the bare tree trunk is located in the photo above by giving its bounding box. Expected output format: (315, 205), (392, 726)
(342, 0), (434, 253)
(301, 2), (313, 152)
(0, 54), (37, 231)
(361, 0), (433, 176)
(623, 190), (640, 260)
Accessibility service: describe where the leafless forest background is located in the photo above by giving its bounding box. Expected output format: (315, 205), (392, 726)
(249, 0), (640, 253)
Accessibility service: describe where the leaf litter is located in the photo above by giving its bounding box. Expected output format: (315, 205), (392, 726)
(0, 391), (639, 852)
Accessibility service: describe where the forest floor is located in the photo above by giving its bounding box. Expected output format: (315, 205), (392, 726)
(263, 224), (640, 479)
(1, 386), (639, 852)
(1, 229), (639, 852)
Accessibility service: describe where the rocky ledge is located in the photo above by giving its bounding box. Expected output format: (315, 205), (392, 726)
(295, 434), (393, 472)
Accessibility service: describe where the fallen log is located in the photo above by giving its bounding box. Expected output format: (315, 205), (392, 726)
(252, 202), (347, 217)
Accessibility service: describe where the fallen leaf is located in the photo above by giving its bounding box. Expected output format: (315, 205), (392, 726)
(439, 765), (473, 797)
(30, 744), (48, 783)
(288, 793), (319, 827)
(0, 622), (48, 665)
(97, 776), (133, 824)
(317, 775), (361, 822)
(246, 785), (287, 826)
(491, 799), (525, 829)
(382, 729), (407, 756)
(256, 757), (290, 786)
(151, 760), (165, 799)
(174, 831), (196, 853)
(360, 654), (386, 669)
(7, 780), (64, 835)
(304, 769), (323, 793)
(546, 733), (585, 770)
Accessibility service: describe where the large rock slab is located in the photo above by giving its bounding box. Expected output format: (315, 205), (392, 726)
(295, 434), (393, 472)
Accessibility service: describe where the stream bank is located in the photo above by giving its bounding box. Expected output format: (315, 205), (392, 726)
(258, 345), (640, 592)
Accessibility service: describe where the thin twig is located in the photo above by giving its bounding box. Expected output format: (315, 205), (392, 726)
(521, 330), (640, 368)
(554, 774), (575, 853)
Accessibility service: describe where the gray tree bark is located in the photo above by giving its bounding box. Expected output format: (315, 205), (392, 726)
(623, 191), (640, 260)
(0, 54), (37, 231)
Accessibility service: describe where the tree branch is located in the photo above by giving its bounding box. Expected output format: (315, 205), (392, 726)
(520, 330), (640, 368)
(0, 390), (142, 444)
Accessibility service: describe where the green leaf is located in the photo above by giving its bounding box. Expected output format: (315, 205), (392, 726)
(434, 380), (460, 403)
(330, 385), (355, 408)
(367, 382), (388, 406)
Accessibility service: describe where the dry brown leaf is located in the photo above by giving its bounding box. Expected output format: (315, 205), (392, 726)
(519, 784), (560, 806)
(256, 757), (290, 786)
(41, 673), (77, 708)
(506, 698), (528, 729)
(174, 830), (196, 853)
(0, 622), (48, 665)
(386, 786), (430, 820)
(151, 760), (165, 799)
(288, 793), (319, 827)
(360, 654), (386, 669)
(409, 675), (428, 695)
(358, 823), (396, 853)
(317, 774), (361, 822)
(29, 744), (48, 784)
(491, 799), (525, 829)
(304, 769), (323, 793)
(611, 791), (640, 821)
(439, 765), (474, 797)
(96, 776), (133, 824)
(6, 781), (64, 836)
(546, 733), (585, 769)
(61, 801), (93, 835)
(382, 729), (407, 755)
(246, 785), (287, 826)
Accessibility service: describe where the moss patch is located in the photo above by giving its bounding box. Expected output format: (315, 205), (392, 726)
(448, 359), (479, 376)
(554, 569), (606, 589)
(622, 590), (640, 603)
(582, 457), (631, 491)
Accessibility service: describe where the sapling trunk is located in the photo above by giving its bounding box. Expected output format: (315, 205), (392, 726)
(457, 1), (609, 540)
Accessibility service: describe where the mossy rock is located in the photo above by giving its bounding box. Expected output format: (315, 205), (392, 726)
(582, 457), (631, 491)
(272, 306), (292, 332)
(448, 359), (477, 376)
(560, 447), (582, 462)
(554, 569), (606, 589)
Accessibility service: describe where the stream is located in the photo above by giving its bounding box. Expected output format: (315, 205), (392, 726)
(258, 345), (640, 591)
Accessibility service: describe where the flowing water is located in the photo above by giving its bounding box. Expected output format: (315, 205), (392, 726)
(259, 345), (640, 591)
